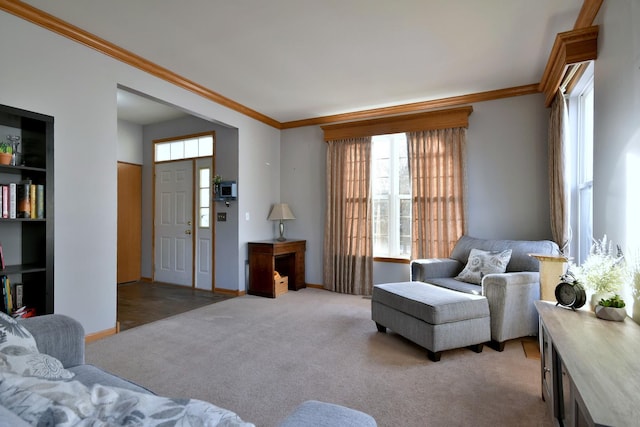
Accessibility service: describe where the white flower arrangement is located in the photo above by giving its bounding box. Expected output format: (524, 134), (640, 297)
(572, 235), (629, 295)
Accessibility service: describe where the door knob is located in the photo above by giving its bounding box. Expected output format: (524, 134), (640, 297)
(185, 229), (192, 235)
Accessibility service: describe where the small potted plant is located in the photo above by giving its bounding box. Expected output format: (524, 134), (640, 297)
(595, 294), (627, 321)
(213, 175), (222, 196)
(0, 142), (12, 165)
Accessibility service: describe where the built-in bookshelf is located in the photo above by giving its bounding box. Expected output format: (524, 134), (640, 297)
(0, 104), (53, 316)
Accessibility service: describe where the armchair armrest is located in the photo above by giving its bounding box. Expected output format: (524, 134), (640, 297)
(481, 272), (540, 344)
(410, 258), (462, 282)
(18, 314), (85, 368)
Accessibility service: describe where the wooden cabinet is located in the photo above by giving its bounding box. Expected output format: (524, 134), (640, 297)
(0, 104), (54, 315)
(248, 240), (305, 298)
(535, 301), (640, 426)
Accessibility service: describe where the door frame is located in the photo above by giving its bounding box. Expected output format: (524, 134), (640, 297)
(151, 131), (216, 290)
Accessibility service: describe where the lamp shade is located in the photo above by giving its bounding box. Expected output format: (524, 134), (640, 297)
(268, 203), (296, 221)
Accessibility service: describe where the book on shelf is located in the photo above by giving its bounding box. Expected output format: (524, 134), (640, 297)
(1, 185), (7, 218)
(0, 241), (4, 270)
(29, 183), (36, 219)
(15, 283), (23, 308)
(36, 184), (44, 218)
(8, 182), (16, 219)
(17, 180), (31, 218)
(1, 275), (12, 314)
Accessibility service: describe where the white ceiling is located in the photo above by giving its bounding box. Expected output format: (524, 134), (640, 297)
(24, 0), (584, 125)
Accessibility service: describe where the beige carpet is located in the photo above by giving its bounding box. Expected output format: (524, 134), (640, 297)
(86, 288), (552, 427)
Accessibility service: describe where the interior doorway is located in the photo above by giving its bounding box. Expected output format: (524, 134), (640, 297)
(117, 87), (241, 295)
(152, 132), (215, 290)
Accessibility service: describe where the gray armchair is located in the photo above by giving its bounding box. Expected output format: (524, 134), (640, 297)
(410, 235), (560, 350)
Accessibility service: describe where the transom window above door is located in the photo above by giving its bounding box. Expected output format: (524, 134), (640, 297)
(155, 134), (214, 162)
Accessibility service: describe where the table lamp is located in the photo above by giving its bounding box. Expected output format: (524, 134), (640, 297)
(268, 203), (295, 241)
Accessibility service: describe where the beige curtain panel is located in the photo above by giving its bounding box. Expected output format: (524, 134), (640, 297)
(323, 137), (373, 296)
(548, 90), (570, 254)
(408, 128), (467, 259)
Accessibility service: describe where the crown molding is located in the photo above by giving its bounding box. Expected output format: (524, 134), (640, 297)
(538, 26), (599, 107)
(0, 0), (281, 128)
(284, 84), (538, 130)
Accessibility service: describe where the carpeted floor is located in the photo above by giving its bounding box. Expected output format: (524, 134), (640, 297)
(87, 288), (552, 427)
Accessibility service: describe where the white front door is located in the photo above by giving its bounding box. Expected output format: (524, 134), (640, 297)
(154, 160), (194, 286)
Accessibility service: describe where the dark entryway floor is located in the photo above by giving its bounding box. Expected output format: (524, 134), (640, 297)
(117, 281), (234, 331)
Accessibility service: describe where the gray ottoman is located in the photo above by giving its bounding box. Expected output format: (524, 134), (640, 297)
(372, 281), (490, 361)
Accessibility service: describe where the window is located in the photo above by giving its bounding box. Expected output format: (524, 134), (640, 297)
(567, 62), (594, 264)
(372, 133), (411, 258)
(155, 134), (214, 162)
(198, 168), (210, 228)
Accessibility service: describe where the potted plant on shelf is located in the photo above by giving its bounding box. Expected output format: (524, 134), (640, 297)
(595, 294), (627, 321)
(572, 235), (629, 309)
(213, 175), (222, 197)
(0, 142), (12, 165)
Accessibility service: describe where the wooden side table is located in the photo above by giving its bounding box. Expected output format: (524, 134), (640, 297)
(529, 253), (568, 301)
(248, 239), (306, 298)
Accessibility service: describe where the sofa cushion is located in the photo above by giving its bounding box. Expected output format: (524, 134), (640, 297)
(455, 248), (512, 285)
(449, 235), (559, 272)
(0, 312), (74, 380)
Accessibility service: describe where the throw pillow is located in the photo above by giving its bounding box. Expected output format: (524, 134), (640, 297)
(455, 248), (512, 285)
(0, 311), (74, 380)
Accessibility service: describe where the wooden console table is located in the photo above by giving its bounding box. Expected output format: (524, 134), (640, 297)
(248, 239), (306, 298)
(535, 300), (640, 426)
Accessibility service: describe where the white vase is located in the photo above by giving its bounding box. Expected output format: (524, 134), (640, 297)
(594, 305), (627, 322)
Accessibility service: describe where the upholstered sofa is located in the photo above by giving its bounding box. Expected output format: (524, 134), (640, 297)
(409, 235), (560, 350)
(0, 313), (376, 426)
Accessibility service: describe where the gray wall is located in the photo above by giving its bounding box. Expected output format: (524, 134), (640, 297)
(466, 94), (550, 240)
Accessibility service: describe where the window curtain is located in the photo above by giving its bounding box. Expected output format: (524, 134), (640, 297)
(548, 90), (570, 254)
(408, 128), (467, 259)
(323, 137), (373, 296)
